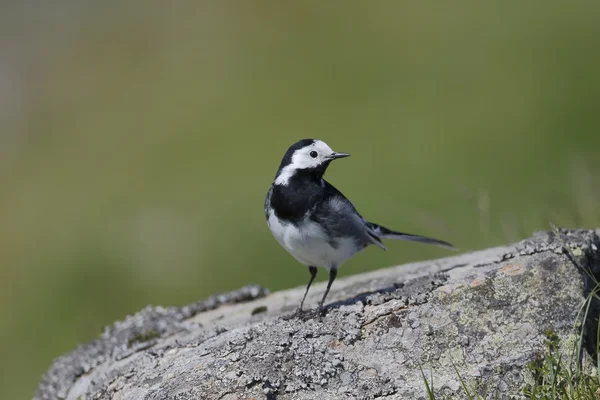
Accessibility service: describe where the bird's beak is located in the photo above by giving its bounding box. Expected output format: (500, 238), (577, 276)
(328, 152), (351, 160)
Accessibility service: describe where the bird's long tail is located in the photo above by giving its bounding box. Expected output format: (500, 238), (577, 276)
(367, 222), (456, 250)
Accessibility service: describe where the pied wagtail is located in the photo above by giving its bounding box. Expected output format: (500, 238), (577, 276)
(265, 139), (454, 316)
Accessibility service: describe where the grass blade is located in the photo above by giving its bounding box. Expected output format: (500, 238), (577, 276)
(420, 365), (435, 400)
(452, 362), (473, 400)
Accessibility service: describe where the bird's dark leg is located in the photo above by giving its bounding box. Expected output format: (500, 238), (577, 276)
(317, 267), (337, 314)
(297, 266), (318, 313)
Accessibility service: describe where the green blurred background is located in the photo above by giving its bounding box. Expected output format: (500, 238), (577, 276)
(2, 1), (600, 398)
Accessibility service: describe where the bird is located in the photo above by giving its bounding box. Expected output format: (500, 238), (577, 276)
(264, 139), (454, 316)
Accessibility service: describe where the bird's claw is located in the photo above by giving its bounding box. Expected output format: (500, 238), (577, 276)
(281, 307), (304, 321)
(281, 306), (327, 321)
(303, 305), (327, 321)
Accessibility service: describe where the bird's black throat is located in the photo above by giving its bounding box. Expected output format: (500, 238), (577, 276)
(270, 167), (328, 222)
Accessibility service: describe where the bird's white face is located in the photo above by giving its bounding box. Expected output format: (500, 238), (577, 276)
(275, 140), (348, 186)
(289, 140), (335, 170)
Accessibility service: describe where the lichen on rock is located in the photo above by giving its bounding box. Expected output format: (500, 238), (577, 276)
(35, 229), (600, 400)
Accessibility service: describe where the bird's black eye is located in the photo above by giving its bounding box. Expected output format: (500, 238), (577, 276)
(309, 151), (318, 158)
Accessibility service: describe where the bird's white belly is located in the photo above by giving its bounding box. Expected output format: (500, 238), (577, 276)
(267, 212), (358, 269)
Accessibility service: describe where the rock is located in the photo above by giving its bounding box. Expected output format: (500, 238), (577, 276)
(34, 229), (600, 400)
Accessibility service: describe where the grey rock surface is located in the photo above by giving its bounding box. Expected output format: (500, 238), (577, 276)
(35, 229), (600, 400)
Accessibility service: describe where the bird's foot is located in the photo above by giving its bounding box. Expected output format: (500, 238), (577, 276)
(281, 307), (305, 321)
(281, 305), (328, 321)
(301, 305), (327, 321)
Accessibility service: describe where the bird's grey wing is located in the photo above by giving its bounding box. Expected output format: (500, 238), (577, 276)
(264, 186), (273, 220)
(311, 181), (386, 250)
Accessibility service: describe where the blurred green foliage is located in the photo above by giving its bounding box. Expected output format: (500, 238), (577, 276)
(1, 2), (600, 398)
